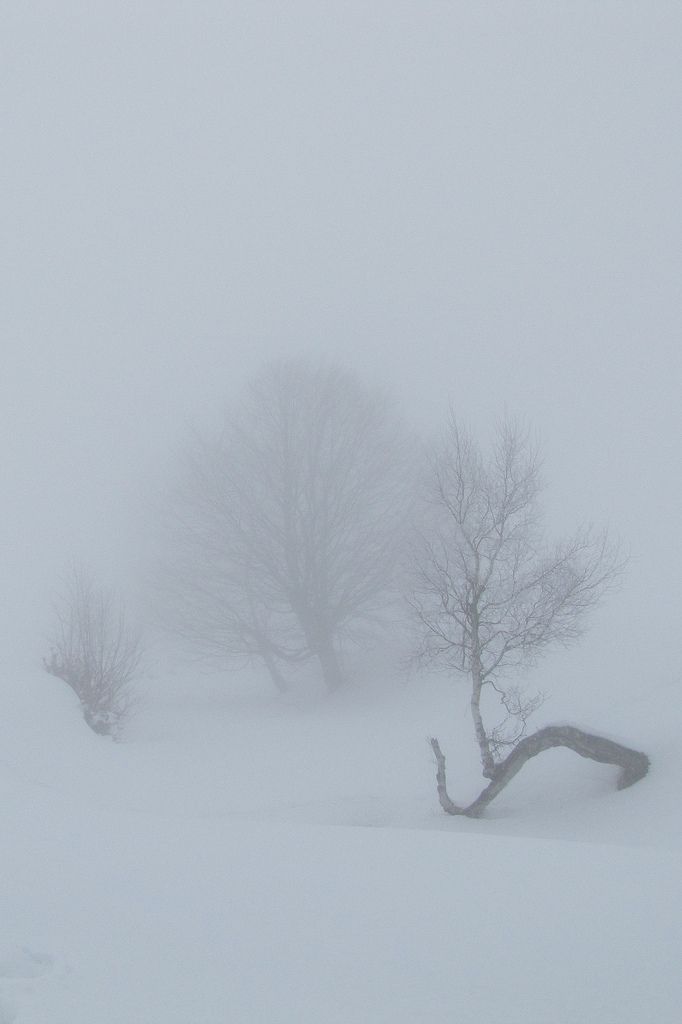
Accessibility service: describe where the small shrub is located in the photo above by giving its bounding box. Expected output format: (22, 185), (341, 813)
(44, 568), (142, 737)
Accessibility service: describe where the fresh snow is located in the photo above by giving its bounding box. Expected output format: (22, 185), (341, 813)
(1, 657), (680, 1022)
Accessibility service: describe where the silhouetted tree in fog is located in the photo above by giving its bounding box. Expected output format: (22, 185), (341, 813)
(158, 359), (414, 692)
(411, 416), (649, 815)
(44, 567), (142, 737)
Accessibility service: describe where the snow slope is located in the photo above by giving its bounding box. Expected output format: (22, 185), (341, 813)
(1, 658), (680, 1023)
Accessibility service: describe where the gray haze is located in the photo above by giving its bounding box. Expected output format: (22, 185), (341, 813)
(2, 3), (680, 689)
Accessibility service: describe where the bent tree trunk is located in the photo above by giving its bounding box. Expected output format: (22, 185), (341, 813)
(430, 725), (650, 818)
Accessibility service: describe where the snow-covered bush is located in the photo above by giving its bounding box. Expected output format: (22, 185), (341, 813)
(44, 568), (142, 737)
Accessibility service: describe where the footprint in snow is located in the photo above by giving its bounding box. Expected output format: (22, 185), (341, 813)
(0, 995), (17, 1024)
(0, 946), (56, 1022)
(0, 948), (53, 980)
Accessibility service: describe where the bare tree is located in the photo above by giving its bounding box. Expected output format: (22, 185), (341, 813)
(44, 567), (143, 737)
(412, 416), (649, 813)
(157, 359), (414, 692)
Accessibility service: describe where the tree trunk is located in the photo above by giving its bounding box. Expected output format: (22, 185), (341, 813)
(293, 601), (345, 693)
(261, 649), (289, 693)
(470, 676), (496, 779)
(316, 635), (345, 692)
(469, 600), (496, 779)
(430, 725), (650, 818)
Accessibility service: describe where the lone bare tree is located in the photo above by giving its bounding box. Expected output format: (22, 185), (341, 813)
(412, 416), (649, 815)
(157, 359), (414, 692)
(44, 567), (143, 737)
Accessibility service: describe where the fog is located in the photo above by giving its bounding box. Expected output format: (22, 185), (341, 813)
(3, 3), (680, 665)
(2, 6), (682, 1020)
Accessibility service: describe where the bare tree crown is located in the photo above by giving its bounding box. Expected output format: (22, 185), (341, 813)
(415, 417), (623, 680)
(157, 358), (415, 691)
(413, 416), (624, 773)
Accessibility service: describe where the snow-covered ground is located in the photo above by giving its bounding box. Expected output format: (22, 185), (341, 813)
(1, 653), (680, 1023)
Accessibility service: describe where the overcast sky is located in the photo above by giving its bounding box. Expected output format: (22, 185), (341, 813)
(2, 3), (680, 683)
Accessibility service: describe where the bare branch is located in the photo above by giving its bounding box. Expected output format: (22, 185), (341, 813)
(431, 728), (649, 818)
